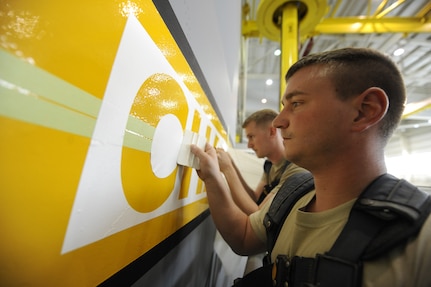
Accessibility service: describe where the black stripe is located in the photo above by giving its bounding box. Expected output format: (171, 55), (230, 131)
(151, 0), (228, 133)
(98, 209), (211, 286)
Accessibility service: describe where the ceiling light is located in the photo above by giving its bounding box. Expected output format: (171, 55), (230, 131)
(393, 48), (405, 56)
(266, 79), (273, 86)
(261, 98), (267, 104)
(274, 49), (281, 56)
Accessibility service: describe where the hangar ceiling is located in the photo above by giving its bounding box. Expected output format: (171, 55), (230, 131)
(239, 0), (431, 140)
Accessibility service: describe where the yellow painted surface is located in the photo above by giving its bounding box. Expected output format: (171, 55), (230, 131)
(0, 0), (227, 285)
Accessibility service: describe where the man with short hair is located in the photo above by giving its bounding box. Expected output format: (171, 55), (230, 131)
(191, 48), (431, 286)
(216, 109), (305, 215)
(216, 109), (306, 275)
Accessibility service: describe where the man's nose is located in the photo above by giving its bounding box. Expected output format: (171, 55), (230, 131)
(273, 110), (288, 129)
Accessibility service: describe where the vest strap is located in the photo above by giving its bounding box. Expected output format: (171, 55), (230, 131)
(233, 173), (431, 287)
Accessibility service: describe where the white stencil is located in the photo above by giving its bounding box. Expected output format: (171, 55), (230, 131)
(177, 130), (206, 169)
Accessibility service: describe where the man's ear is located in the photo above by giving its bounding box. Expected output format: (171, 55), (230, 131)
(269, 126), (278, 136)
(351, 87), (389, 132)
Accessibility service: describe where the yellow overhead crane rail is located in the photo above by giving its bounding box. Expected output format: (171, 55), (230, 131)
(241, 0), (431, 114)
(242, 0), (431, 41)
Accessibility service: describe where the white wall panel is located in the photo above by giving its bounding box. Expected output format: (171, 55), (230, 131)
(169, 0), (241, 141)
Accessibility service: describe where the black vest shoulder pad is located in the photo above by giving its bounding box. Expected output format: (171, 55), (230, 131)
(264, 173), (431, 262)
(352, 174), (431, 260)
(263, 172), (314, 256)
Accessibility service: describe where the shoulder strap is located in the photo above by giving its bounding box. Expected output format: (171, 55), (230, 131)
(264, 172), (314, 259)
(258, 160), (292, 204)
(263, 160), (272, 175)
(327, 173), (431, 261)
(264, 160), (291, 187)
(258, 173), (431, 287)
(249, 173), (431, 287)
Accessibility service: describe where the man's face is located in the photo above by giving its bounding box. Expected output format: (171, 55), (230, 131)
(273, 65), (356, 169)
(244, 121), (271, 158)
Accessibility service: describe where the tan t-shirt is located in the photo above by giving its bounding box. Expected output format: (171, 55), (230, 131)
(259, 160), (307, 198)
(250, 190), (431, 287)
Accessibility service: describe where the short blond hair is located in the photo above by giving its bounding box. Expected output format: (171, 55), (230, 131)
(242, 109), (278, 129)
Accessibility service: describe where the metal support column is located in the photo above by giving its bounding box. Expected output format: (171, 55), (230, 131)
(280, 4), (299, 110)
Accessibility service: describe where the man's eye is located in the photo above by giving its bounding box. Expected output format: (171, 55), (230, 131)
(292, 101), (301, 108)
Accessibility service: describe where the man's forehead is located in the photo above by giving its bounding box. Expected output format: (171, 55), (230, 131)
(287, 64), (329, 82)
(245, 121), (266, 133)
(284, 66), (333, 95)
(244, 121), (258, 131)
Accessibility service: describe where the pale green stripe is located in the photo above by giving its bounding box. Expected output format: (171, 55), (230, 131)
(0, 49), (100, 118)
(0, 49), (155, 152)
(124, 116), (154, 151)
(0, 85), (96, 137)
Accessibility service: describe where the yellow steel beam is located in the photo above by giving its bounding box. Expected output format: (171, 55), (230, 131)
(242, 19), (260, 38)
(255, 0), (328, 42)
(366, 0), (372, 16)
(416, 1), (431, 18)
(314, 17), (431, 35)
(402, 98), (431, 119)
(243, 16), (431, 38)
(375, 0), (406, 19)
(280, 4), (299, 109)
(373, 0), (389, 16)
(329, 0), (343, 18)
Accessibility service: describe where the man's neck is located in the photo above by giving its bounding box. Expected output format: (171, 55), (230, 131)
(309, 159), (386, 212)
(267, 151), (285, 166)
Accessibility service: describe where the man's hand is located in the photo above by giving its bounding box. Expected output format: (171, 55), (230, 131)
(216, 148), (234, 172)
(190, 143), (220, 181)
